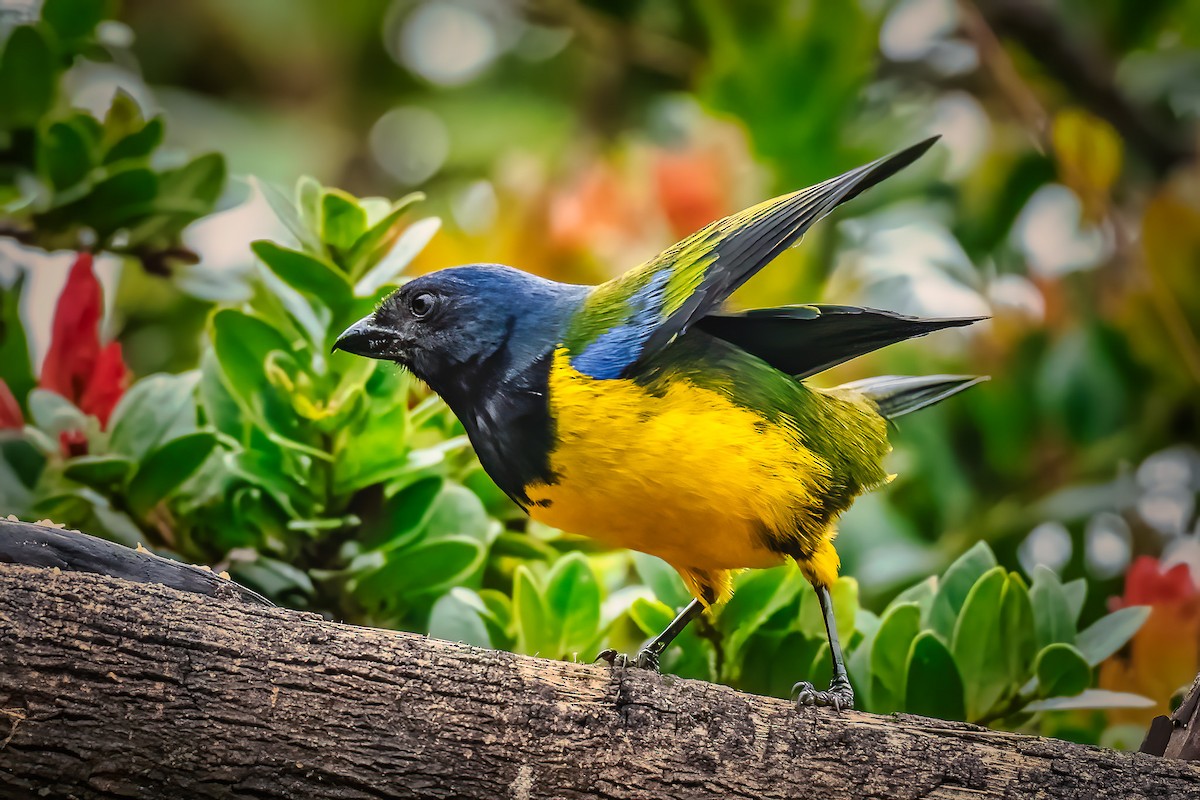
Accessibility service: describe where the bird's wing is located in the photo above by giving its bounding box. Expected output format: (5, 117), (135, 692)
(562, 137), (940, 379)
(695, 304), (985, 379)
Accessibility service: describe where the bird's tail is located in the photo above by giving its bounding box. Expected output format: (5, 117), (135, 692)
(839, 374), (987, 419)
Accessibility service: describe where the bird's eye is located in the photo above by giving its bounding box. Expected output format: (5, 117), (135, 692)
(409, 292), (436, 318)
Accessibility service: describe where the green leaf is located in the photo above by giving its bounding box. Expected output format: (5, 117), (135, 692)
(632, 552), (692, 610)
(999, 572), (1037, 689)
(104, 117), (163, 165)
(42, 0), (107, 45)
(357, 477), (443, 552)
(545, 552), (600, 657)
(255, 177), (321, 252)
(905, 632), (966, 720)
(230, 557), (314, 605)
(488, 531), (559, 561)
(929, 542), (997, 639)
(1029, 565), (1075, 650)
(346, 193), (426, 276)
(830, 576), (858, 643)
(28, 388), (87, 435)
(1034, 643), (1091, 699)
(0, 26), (58, 130)
(322, 188), (367, 252)
(719, 566), (801, 670)
(42, 167), (158, 240)
(252, 265), (327, 349)
(208, 309), (299, 439)
(102, 90), (144, 149)
(478, 589), (514, 648)
(126, 431), (217, 517)
(108, 372), (201, 460)
(951, 566), (1008, 720)
(158, 152), (225, 208)
(1076, 606), (1150, 666)
(890, 575), (936, 619)
(63, 454), (134, 490)
(0, 273), (36, 411)
(424, 483), (493, 544)
(428, 588), (492, 648)
(353, 217), (441, 295)
(1062, 578), (1087, 623)
(846, 608), (880, 710)
(629, 597), (675, 636)
(296, 176), (323, 245)
(251, 241), (352, 315)
(38, 120), (94, 190)
(869, 602), (921, 713)
(513, 565), (548, 656)
(1023, 689), (1154, 712)
(353, 536), (482, 613)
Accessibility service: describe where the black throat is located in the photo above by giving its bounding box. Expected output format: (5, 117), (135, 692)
(426, 322), (558, 510)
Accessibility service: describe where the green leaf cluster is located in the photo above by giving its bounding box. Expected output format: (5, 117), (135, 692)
(3, 173), (492, 631)
(0, 0), (225, 267)
(843, 543), (1151, 724)
(434, 540), (1152, 727)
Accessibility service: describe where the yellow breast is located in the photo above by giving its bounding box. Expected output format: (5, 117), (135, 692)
(525, 350), (832, 575)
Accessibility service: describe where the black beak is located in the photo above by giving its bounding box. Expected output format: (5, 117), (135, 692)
(332, 317), (400, 358)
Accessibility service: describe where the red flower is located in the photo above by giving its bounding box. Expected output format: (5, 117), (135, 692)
(1112, 556), (1197, 609)
(653, 146), (732, 239)
(39, 253), (129, 430)
(1100, 556), (1200, 724)
(41, 253), (103, 404)
(58, 429), (89, 458)
(0, 254), (131, 454)
(0, 380), (22, 430)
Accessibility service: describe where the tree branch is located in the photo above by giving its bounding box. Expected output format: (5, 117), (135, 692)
(974, 0), (1193, 176)
(0, 521), (1198, 799)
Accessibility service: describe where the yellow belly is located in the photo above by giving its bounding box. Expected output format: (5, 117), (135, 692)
(525, 350), (834, 579)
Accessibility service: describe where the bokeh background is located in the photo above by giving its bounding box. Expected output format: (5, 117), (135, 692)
(2, 0), (1199, 749)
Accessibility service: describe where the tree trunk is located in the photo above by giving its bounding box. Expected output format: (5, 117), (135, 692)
(1, 522), (1198, 799)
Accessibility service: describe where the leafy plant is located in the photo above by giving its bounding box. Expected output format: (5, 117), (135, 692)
(439, 541), (1152, 727)
(0, 172), (510, 631)
(0, 0), (225, 272)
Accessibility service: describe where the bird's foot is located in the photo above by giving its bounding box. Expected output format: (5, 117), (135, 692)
(792, 674), (855, 711)
(594, 648), (661, 672)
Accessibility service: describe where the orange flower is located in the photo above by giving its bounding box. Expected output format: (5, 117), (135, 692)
(1099, 556), (1200, 724)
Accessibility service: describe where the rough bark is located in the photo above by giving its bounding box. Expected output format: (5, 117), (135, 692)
(0, 528), (1198, 799)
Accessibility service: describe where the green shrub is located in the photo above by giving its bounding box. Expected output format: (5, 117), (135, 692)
(442, 541), (1152, 726)
(0, 0), (225, 271)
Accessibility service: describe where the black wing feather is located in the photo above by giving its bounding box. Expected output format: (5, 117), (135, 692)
(633, 137), (943, 366)
(696, 304), (985, 378)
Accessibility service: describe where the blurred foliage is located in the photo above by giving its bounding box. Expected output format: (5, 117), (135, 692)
(2, 0), (1200, 748)
(0, 0), (225, 273)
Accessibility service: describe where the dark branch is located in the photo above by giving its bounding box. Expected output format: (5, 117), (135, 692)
(976, 0), (1193, 176)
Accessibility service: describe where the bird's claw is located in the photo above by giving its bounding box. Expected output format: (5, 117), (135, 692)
(593, 648), (661, 672)
(635, 648), (661, 671)
(792, 675), (855, 711)
(594, 648), (621, 665)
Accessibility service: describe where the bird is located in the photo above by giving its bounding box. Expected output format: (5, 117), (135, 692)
(334, 136), (985, 710)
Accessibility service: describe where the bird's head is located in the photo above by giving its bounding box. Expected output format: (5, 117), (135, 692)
(333, 264), (583, 402)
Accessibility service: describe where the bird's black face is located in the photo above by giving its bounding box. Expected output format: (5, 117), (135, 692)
(333, 264), (580, 404)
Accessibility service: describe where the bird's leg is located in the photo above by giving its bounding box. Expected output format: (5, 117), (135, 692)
(596, 599), (705, 671)
(792, 583), (855, 711)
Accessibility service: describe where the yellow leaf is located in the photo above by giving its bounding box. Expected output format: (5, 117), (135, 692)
(1051, 108), (1122, 221)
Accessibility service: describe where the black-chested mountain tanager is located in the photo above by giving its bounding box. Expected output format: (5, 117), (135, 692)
(334, 137), (984, 710)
